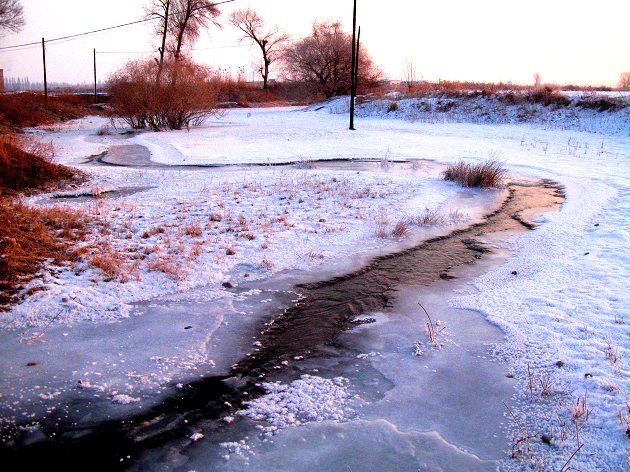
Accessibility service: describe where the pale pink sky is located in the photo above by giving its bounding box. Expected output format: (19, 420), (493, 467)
(1, 0), (629, 86)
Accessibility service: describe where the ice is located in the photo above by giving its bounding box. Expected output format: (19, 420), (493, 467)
(3, 94), (629, 469)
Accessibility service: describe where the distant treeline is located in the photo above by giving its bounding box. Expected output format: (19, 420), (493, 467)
(3, 77), (103, 93)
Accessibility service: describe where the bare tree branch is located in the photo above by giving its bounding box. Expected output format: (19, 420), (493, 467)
(229, 8), (289, 89)
(168, 0), (221, 60)
(0, 0), (25, 34)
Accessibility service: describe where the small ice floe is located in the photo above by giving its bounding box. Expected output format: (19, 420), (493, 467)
(189, 432), (204, 442)
(220, 440), (252, 458)
(111, 394), (140, 404)
(356, 352), (380, 359)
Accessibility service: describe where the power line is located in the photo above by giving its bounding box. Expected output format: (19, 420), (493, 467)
(95, 36), (306, 55)
(96, 43), (248, 55)
(0, 0), (236, 51)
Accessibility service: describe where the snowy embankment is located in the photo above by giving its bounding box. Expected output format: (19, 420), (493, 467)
(3, 94), (629, 469)
(6, 153), (458, 328)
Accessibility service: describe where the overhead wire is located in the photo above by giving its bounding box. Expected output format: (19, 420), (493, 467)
(0, 0), (236, 52)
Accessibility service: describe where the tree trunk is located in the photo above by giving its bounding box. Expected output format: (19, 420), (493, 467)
(156, 0), (170, 84)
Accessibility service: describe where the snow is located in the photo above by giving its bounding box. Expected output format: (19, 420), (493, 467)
(238, 375), (358, 433)
(2, 91), (629, 470)
(5, 165), (458, 328)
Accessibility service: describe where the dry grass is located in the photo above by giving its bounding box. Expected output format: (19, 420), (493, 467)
(375, 222), (389, 238)
(184, 220), (203, 237)
(391, 219), (410, 237)
(410, 208), (445, 226)
(418, 302), (443, 349)
(0, 199), (91, 309)
(605, 343), (622, 371)
(147, 254), (183, 280)
(0, 134), (79, 194)
(442, 159), (507, 188)
(0, 92), (103, 130)
(89, 244), (127, 281)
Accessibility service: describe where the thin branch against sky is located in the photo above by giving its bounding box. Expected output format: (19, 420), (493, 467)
(0, 0), (628, 86)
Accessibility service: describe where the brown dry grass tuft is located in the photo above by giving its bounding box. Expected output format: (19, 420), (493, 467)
(410, 208), (445, 226)
(442, 159), (507, 188)
(392, 219), (410, 237)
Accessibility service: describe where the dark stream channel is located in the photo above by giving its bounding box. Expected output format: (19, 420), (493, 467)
(0, 177), (564, 470)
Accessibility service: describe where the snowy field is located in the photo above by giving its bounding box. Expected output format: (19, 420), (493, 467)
(1, 96), (629, 470)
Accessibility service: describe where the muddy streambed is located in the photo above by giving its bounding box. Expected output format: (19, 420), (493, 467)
(0, 154), (564, 470)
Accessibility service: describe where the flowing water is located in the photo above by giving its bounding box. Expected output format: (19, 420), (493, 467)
(0, 151), (565, 470)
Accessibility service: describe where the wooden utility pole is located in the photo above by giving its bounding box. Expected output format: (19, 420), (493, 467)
(93, 48), (97, 104)
(42, 38), (48, 105)
(355, 26), (361, 94)
(349, 0), (357, 130)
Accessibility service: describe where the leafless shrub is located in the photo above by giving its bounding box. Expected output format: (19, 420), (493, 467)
(442, 159), (507, 188)
(107, 58), (220, 130)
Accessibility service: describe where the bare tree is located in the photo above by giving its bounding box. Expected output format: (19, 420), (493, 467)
(168, 0), (221, 60)
(0, 0), (25, 33)
(533, 72), (542, 89)
(146, 0), (221, 83)
(402, 57), (417, 92)
(229, 8), (289, 90)
(283, 21), (381, 98)
(145, 0), (171, 80)
(619, 72), (630, 90)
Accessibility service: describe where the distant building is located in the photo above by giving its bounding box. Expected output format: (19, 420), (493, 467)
(0, 70), (4, 93)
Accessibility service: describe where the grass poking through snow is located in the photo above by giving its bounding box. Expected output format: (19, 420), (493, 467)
(442, 159), (507, 188)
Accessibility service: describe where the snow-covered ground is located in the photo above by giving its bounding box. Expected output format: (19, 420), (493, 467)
(2, 95), (629, 470)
